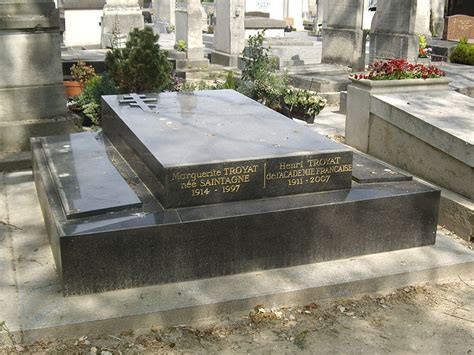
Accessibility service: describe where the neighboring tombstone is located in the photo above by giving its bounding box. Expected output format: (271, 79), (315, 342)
(63, 0), (105, 46)
(444, 15), (474, 41)
(446, 0), (474, 17)
(321, 0), (366, 71)
(100, 0), (144, 48)
(246, 0), (284, 20)
(431, 0), (445, 37)
(211, 0), (245, 66)
(174, 0), (208, 69)
(287, 0), (303, 30)
(0, 0), (79, 168)
(155, 0), (176, 27)
(369, 0), (431, 63)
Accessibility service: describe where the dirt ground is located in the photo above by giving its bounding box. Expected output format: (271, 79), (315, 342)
(1, 278), (473, 354)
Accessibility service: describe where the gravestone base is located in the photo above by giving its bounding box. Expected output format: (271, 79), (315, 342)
(32, 90), (440, 295)
(321, 28), (366, 71)
(1, 114), (81, 170)
(0, 85), (67, 123)
(32, 132), (439, 295)
(168, 49), (209, 70)
(175, 58), (209, 70)
(210, 50), (240, 67)
(369, 32), (420, 63)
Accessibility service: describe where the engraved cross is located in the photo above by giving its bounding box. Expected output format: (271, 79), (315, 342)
(119, 93), (158, 113)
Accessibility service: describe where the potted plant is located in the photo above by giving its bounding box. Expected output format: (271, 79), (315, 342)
(64, 60), (96, 98)
(346, 59), (449, 152)
(280, 87), (327, 124)
(417, 34), (432, 64)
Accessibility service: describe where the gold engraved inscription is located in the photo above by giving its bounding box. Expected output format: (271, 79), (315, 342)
(265, 156), (352, 187)
(171, 164), (258, 197)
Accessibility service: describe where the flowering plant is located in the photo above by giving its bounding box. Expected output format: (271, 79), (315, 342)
(70, 60), (96, 84)
(282, 87), (327, 116)
(418, 34), (432, 58)
(350, 59), (445, 80)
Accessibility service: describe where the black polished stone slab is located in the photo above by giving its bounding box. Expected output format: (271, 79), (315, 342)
(32, 132), (440, 295)
(41, 133), (142, 219)
(352, 152), (412, 183)
(102, 90), (353, 208)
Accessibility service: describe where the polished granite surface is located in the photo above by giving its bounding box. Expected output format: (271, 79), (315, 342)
(41, 133), (142, 219)
(102, 90), (351, 167)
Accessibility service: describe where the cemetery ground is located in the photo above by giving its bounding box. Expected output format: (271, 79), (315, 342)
(0, 274), (473, 353)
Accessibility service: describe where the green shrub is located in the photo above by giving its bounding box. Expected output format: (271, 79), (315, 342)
(239, 30), (288, 110)
(105, 27), (171, 93)
(76, 75), (117, 126)
(221, 71), (236, 90)
(450, 37), (474, 66)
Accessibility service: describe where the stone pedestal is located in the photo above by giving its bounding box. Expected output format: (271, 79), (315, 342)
(0, 0), (79, 167)
(369, 0), (431, 63)
(321, 0), (366, 71)
(174, 0), (208, 68)
(211, 0), (245, 67)
(431, 0), (445, 37)
(345, 78), (451, 153)
(100, 0), (144, 48)
(154, 0), (175, 25)
(32, 90), (440, 295)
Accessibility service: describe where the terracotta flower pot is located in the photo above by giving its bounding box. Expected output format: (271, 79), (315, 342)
(64, 80), (83, 98)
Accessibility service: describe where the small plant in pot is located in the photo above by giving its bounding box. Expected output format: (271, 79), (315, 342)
(281, 87), (327, 124)
(417, 34), (432, 64)
(64, 60), (96, 98)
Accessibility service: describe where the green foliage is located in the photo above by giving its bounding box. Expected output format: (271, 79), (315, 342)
(76, 75), (117, 126)
(207, 25), (214, 34)
(105, 27), (171, 93)
(450, 37), (474, 66)
(221, 71), (236, 90)
(241, 30), (275, 82)
(70, 60), (96, 83)
(239, 30), (288, 110)
(283, 87), (327, 116)
(176, 39), (187, 52)
(166, 24), (175, 33)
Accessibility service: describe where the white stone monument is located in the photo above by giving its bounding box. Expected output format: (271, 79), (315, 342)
(321, 0), (367, 71)
(0, 0), (79, 169)
(369, 0), (431, 63)
(174, 0), (208, 69)
(100, 0), (144, 48)
(211, 0), (245, 67)
(155, 0), (176, 26)
(431, 0), (445, 37)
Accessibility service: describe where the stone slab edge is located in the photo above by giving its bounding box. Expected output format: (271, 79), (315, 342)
(3, 234), (473, 344)
(348, 148), (473, 242)
(370, 93), (473, 167)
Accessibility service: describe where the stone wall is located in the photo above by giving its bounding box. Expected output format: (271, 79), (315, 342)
(0, 0), (78, 158)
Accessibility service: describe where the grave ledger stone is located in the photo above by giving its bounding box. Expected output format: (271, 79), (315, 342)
(32, 90), (440, 295)
(0, 0), (80, 167)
